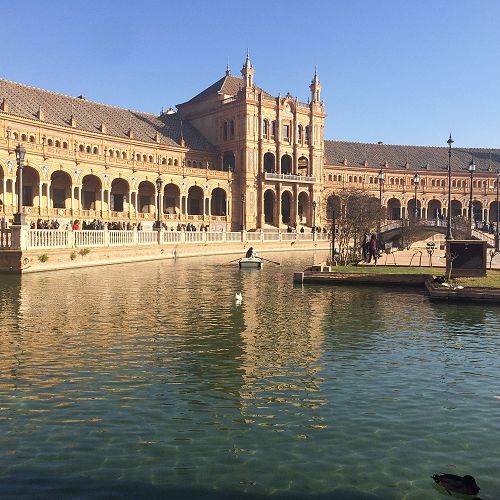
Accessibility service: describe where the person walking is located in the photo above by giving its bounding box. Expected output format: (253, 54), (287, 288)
(367, 234), (378, 264)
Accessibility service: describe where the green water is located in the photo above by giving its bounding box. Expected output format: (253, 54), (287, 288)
(0, 253), (498, 499)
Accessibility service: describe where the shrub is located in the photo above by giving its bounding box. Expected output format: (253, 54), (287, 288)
(38, 254), (49, 263)
(70, 252), (77, 261)
(78, 248), (91, 257)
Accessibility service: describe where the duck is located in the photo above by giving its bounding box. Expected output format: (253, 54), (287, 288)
(235, 292), (243, 302)
(431, 473), (480, 496)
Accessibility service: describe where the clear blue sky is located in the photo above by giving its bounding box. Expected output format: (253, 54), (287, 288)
(2, 0), (500, 148)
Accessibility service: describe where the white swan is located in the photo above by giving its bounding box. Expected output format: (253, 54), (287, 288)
(235, 292), (243, 302)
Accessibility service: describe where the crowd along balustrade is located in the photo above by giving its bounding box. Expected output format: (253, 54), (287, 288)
(1, 227), (330, 251)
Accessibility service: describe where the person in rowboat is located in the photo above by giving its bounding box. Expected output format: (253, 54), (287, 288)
(245, 247), (257, 258)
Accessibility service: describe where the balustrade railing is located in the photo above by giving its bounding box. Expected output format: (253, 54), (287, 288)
(0, 228), (11, 249)
(1, 228), (327, 250)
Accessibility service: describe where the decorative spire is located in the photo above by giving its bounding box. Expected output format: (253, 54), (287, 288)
(309, 66), (322, 103)
(241, 50), (254, 88)
(226, 63), (231, 77)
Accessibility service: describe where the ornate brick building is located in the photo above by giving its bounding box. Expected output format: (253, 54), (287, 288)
(1, 54), (499, 230)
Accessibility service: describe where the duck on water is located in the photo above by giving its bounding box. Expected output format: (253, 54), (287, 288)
(431, 473), (480, 497)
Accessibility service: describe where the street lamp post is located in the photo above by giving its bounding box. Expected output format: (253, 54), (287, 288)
(312, 200), (317, 241)
(377, 168), (385, 248)
(155, 175), (163, 229)
(446, 134), (453, 240)
(331, 208), (336, 264)
(467, 157), (476, 238)
(413, 172), (420, 221)
(241, 194), (246, 231)
(13, 144), (26, 225)
(496, 169), (500, 251)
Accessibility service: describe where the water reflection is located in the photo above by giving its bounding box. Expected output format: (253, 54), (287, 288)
(0, 253), (499, 498)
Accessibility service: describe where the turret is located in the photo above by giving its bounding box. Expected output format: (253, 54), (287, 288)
(241, 50), (255, 88)
(309, 66), (322, 103)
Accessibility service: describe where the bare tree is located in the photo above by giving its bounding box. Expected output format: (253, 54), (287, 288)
(325, 189), (384, 265)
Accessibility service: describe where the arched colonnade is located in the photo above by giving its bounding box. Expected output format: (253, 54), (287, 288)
(0, 163), (228, 221)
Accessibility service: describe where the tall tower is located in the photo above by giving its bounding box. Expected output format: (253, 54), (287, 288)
(309, 66), (322, 103)
(241, 50), (255, 88)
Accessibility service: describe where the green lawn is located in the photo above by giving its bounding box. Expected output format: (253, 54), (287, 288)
(328, 265), (500, 288)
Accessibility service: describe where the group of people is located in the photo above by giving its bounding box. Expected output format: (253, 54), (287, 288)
(175, 223), (210, 232)
(475, 220), (498, 234)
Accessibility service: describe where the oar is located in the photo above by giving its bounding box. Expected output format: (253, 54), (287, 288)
(227, 257), (242, 263)
(260, 257), (281, 266)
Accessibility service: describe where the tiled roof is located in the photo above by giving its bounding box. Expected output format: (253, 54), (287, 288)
(325, 140), (500, 174)
(0, 78), (215, 151)
(178, 74), (274, 106)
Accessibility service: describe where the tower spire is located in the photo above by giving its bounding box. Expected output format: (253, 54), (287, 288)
(241, 50), (255, 88)
(309, 66), (322, 103)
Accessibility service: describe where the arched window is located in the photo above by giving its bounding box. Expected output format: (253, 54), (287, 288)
(21, 133), (27, 141)
(142, 155), (147, 162)
(298, 125), (303, 143)
(187, 160), (191, 167)
(168, 158), (172, 165)
(79, 144), (84, 152)
(109, 149), (114, 157)
(47, 138), (53, 146)
(29, 135), (35, 143)
(93, 146), (99, 154)
(174, 159), (178, 166)
(349, 175), (352, 183)
(271, 121), (276, 138)
(328, 174), (333, 181)
(55, 140), (61, 148)
(305, 126), (310, 144)
(149, 155), (153, 163)
(13, 132), (19, 140)
(223, 121), (228, 141)
(63, 141), (68, 149)
(86, 145), (91, 153)
(162, 158), (166, 165)
(122, 151), (127, 159)
(230, 120), (235, 139)
(263, 119), (269, 139)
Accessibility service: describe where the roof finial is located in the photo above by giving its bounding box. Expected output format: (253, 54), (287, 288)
(226, 62), (231, 77)
(313, 65), (320, 84)
(245, 48), (252, 69)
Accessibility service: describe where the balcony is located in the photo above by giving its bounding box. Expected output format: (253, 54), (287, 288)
(264, 172), (316, 183)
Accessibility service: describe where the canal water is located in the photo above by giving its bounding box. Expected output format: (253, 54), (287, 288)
(0, 253), (499, 499)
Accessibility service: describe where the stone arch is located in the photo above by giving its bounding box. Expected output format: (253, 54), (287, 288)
(407, 198), (422, 219)
(450, 199), (462, 218)
(50, 170), (72, 209)
(263, 152), (275, 173)
(427, 199), (442, 219)
(164, 183), (180, 215)
(110, 177), (130, 212)
(81, 174), (102, 211)
(489, 201), (499, 222)
(280, 154), (292, 175)
(326, 194), (342, 220)
(281, 190), (292, 224)
(387, 198), (401, 220)
(137, 180), (155, 214)
(187, 185), (204, 215)
(264, 189), (275, 225)
(298, 156), (308, 176)
(20, 165), (40, 207)
(210, 187), (226, 216)
(298, 191), (310, 224)
(472, 200), (483, 223)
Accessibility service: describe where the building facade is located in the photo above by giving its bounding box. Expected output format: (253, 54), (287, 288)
(1, 54), (499, 230)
